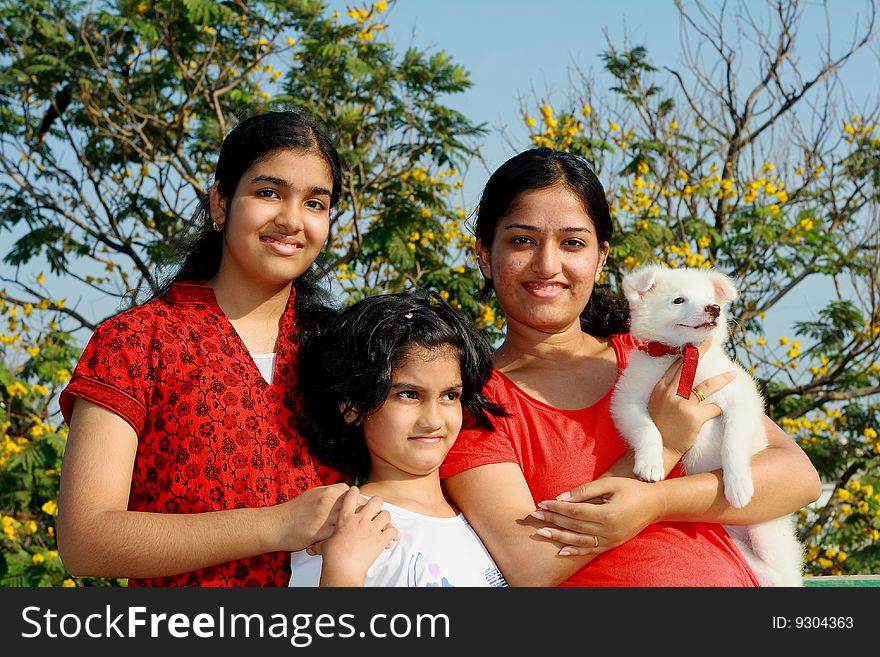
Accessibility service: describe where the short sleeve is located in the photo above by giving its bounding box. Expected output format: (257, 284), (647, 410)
(59, 314), (156, 434)
(440, 421), (518, 479)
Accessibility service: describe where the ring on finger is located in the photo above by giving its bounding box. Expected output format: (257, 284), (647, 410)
(593, 534), (599, 548)
(692, 387), (706, 403)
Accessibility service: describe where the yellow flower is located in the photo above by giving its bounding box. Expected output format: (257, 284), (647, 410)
(756, 337), (766, 346)
(36, 273), (46, 285)
(476, 304), (496, 328)
(62, 579), (76, 587)
(41, 500), (58, 516)
(779, 336), (789, 346)
(32, 553), (45, 565)
(420, 208), (432, 219)
(375, 1), (389, 13)
(524, 114), (537, 128)
(581, 103), (592, 116)
(286, 37), (296, 46)
(609, 121), (621, 132)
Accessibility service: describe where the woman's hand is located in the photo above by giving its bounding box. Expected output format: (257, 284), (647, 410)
(649, 344), (736, 459)
(277, 482), (352, 552)
(314, 488), (398, 586)
(529, 476), (667, 556)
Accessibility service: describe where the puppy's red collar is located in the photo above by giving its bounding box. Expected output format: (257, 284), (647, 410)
(638, 342), (700, 399)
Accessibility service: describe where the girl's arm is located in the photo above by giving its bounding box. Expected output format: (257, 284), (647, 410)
(57, 399), (350, 579)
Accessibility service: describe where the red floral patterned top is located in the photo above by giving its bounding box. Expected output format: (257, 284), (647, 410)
(59, 281), (347, 587)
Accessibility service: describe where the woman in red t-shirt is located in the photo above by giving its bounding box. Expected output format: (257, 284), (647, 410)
(441, 147), (821, 586)
(56, 111), (352, 586)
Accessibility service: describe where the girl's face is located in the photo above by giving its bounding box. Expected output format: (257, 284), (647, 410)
(478, 184), (609, 334)
(210, 148), (333, 290)
(362, 345), (463, 482)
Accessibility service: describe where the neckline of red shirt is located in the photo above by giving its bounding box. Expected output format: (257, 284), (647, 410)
(164, 280), (297, 309)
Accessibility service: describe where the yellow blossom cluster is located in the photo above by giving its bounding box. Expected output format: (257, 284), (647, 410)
(526, 103), (585, 150)
(658, 242), (712, 270)
(842, 116), (878, 144)
(348, 1), (388, 42)
(780, 408), (843, 447)
(0, 434), (29, 468)
(612, 167), (662, 219)
(475, 304), (495, 329)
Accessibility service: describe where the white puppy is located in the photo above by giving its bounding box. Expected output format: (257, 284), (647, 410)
(610, 264), (804, 586)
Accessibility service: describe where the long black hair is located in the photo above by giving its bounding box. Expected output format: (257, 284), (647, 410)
(299, 290), (507, 479)
(473, 147), (629, 336)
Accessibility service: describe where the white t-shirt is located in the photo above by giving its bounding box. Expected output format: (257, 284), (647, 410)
(288, 501), (508, 587)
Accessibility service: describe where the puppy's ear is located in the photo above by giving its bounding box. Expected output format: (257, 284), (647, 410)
(623, 265), (659, 303)
(709, 270), (738, 303)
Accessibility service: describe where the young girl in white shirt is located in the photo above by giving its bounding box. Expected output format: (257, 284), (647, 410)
(289, 291), (508, 587)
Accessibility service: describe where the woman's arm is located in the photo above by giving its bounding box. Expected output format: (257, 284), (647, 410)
(57, 399), (350, 579)
(443, 462), (654, 587)
(660, 415), (821, 522)
(532, 415), (820, 555)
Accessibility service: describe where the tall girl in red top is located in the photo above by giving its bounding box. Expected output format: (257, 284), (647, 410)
(57, 110), (351, 586)
(441, 147), (822, 586)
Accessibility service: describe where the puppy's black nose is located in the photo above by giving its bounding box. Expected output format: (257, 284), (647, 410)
(706, 304), (721, 318)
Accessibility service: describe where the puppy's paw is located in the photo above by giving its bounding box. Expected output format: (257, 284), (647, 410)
(633, 456), (666, 483)
(724, 477), (755, 508)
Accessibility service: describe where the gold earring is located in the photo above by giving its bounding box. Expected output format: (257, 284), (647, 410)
(212, 221), (222, 232)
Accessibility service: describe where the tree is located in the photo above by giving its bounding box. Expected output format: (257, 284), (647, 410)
(522, 0), (880, 575)
(0, 0), (488, 585)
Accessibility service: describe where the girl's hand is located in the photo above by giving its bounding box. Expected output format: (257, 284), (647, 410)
(317, 487), (398, 586)
(530, 476), (666, 556)
(649, 341), (736, 458)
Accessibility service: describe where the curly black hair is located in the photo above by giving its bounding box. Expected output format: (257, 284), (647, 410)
(298, 290), (507, 479)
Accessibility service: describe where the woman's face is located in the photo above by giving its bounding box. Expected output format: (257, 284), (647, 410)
(478, 184), (609, 334)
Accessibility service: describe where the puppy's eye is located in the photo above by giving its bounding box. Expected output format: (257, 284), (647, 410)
(673, 297), (686, 304)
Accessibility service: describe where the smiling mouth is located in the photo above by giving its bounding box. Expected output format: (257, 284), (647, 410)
(678, 321), (718, 329)
(260, 236), (304, 255)
(522, 281), (568, 296)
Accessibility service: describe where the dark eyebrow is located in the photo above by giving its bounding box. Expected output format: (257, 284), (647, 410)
(503, 223), (593, 234)
(249, 175), (332, 198)
(390, 382), (463, 392)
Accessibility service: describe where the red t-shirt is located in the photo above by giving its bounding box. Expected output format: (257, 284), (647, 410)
(441, 333), (759, 587)
(59, 281), (347, 587)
